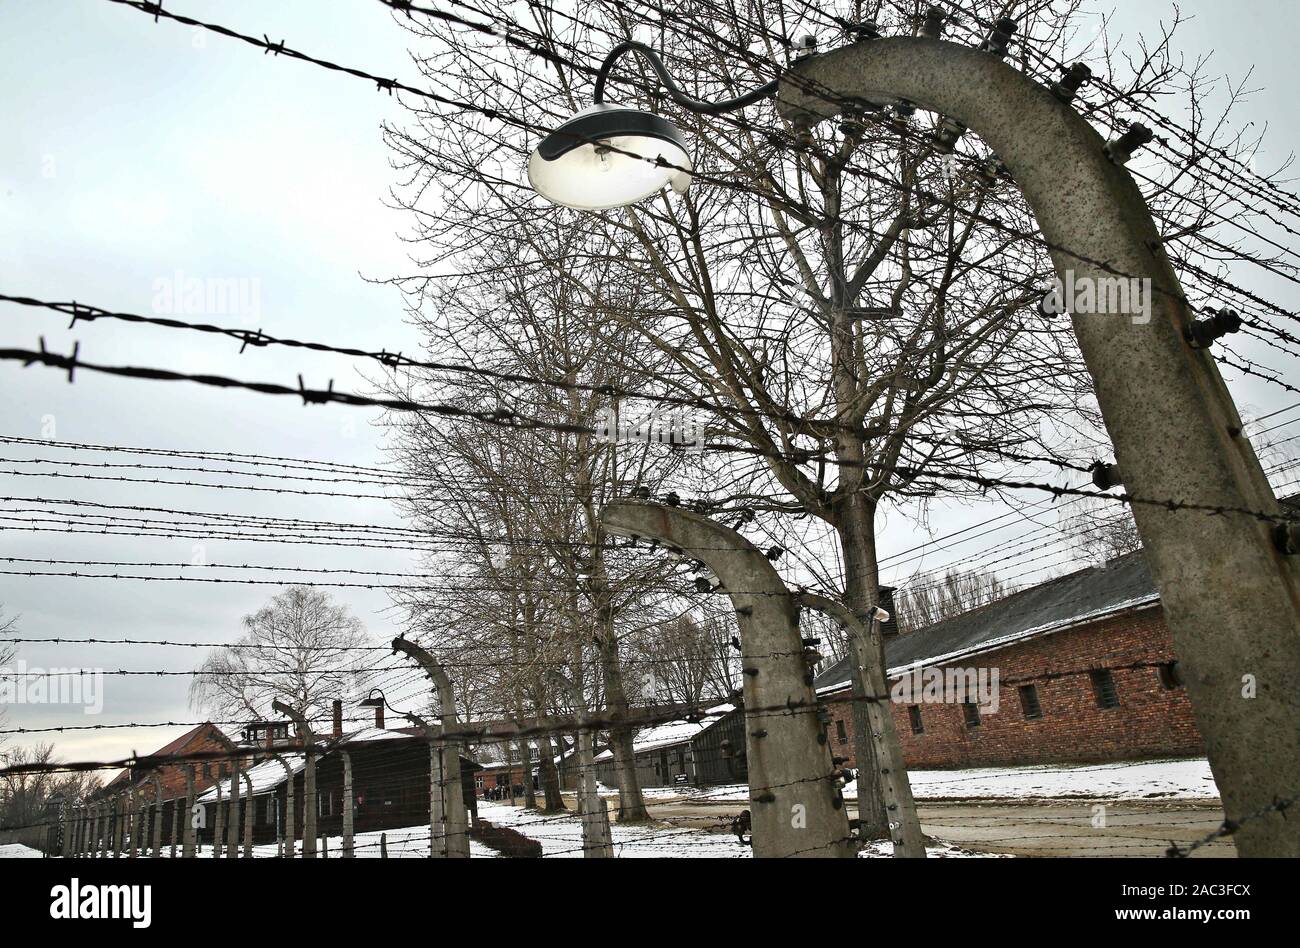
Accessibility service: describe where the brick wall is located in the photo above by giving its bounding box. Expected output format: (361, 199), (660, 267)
(826, 605), (1204, 770)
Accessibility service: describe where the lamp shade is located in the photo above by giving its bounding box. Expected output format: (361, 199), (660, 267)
(528, 104), (692, 210)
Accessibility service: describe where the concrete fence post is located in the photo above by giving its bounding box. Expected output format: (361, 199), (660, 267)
(127, 788), (139, 858)
(391, 637), (470, 859)
(212, 777), (225, 860)
(241, 771), (254, 858)
(601, 501), (854, 858)
(151, 774), (164, 858)
(272, 700), (316, 858)
(429, 739), (444, 858)
(182, 764), (196, 859)
(227, 754), (242, 858)
(274, 754), (296, 858)
(777, 33), (1300, 857)
(59, 802), (71, 858)
(341, 749), (354, 858)
(169, 796), (180, 859)
(102, 801), (111, 858)
(798, 592), (926, 858)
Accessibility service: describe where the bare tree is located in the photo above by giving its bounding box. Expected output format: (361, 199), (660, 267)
(189, 586), (371, 725)
(0, 608), (16, 755)
(894, 569), (1008, 632)
(632, 610), (737, 706)
(379, 0), (1273, 835)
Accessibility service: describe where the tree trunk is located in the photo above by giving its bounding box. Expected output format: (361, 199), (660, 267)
(536, 734), (565, 811)
(596, 612), (647, 822)
(518, 738), (536, 809)
(836, 493), (889, 838)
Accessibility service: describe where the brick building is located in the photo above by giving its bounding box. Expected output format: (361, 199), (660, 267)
(99, 721), (235, 804)
(815, 551), (1205, 770)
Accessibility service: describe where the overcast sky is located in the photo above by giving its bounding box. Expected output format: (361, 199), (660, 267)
(1, 0), (1297, 769)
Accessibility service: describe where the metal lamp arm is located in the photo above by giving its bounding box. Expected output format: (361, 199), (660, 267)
(593, 41), (778, 115)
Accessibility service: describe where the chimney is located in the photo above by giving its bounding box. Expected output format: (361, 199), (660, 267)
(878, 586), (900, 637)
(374, 703), (385, 730)
(332, 699), (343, 739)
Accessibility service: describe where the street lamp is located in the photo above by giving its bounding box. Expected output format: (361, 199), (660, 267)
(528, 41), (778, 210)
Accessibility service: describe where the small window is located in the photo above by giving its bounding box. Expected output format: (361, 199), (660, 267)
(1090, 669), (1120, 709)
(962, 701), (982, 729)
(834, 719), (848, 745)
(908, 705), (924, 735)
(1157, 662), (1182, 690)
(1018, 685), (1043, 720)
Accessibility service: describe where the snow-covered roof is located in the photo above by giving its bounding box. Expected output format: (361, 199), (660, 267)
(197, 753), (306, 803)
(194, 724), (481, 801)
(594, 704), (735, 761)
(814, 551), (1159, 693)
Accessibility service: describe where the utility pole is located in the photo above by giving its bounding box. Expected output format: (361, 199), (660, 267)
(547, 670), (614, 857)
(601, 500), (854, 858)
(273, 700), (317, 858)
(798, 592), (926, 857)
(777, 23), (1300, 857)
(392, 637), (471, 858)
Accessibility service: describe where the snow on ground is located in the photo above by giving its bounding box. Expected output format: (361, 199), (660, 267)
(479, 800), (748, 858)
(0, 843), (44, 858)
(882, 758), (1218, 801)
(478, 802), (994, 857)
(646, 758), (1219, 803)
(145, 824), (497, 859)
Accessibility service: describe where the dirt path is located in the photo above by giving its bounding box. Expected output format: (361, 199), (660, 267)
(639, 798), (1233, 857)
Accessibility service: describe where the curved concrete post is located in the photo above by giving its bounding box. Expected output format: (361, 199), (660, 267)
(798, 592), (925, 858)
(58, 802), (71, 858)
(127, 788), (139, 858)
(181, 765), (196, 859)
(340, 749), (354, 858)
(150, 774), (164, 858)
(779, 37), (1300, 856)
(169, 795), (179, 859)
(212, 777), (225, 859)
(226, 754), (242, 858)
(273, 754), (296, 858)
(601, 500), (854, 858)
(273, 700), (317, 858)
(392, 638), (471, 859)
(240, 771), (254, 858)
(99, 800), (112, 858)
